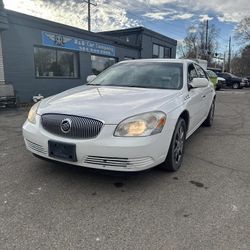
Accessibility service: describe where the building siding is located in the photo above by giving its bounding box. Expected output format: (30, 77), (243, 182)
(1, 11), (177, 102)
(2, 13), (139, 102)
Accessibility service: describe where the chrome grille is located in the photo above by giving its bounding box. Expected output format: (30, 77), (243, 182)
(26, 139), (47, 155)
(84, 156), (154, 168)
(41, 114), (103, 139)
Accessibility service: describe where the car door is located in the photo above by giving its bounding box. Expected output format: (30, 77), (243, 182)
(221, 73), (231, 86)
(194, 64), (212, 118)
(185, 63), (205, 131)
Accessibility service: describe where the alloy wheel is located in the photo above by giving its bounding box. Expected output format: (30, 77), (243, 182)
(233, 83), (239, 89)
(173, 125), (185, 164)
(210, 101), (215, 123)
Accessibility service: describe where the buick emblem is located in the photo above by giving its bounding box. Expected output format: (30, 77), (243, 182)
(60, 118), (72, 133)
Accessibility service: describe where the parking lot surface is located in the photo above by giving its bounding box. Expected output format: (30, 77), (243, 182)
(0, 89), (250, 250)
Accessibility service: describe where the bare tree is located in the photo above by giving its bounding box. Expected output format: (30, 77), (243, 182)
(177, 25), (198, 59)
(231, 45), (250, 76)
(177, 22), (219, 65)
(234, 18), (250, 43)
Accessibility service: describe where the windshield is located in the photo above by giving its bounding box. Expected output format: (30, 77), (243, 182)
(229, 73), (240, 78)
(221, 73), (239, 78)
(88, 62), (183, 90)
(207, 70), (217, 78)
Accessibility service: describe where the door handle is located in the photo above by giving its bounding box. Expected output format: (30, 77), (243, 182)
(201, 94), (206, 98)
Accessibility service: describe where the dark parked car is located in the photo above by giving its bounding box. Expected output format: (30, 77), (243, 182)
(217, 72), (244, 89)
(244, 76), (250, 87)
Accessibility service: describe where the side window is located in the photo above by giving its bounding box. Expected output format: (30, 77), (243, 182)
(195, 64), (207, 79)
(188, 64), (198, 82)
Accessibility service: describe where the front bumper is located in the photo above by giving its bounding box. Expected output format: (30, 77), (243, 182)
(22, 116), (172, 172)
(240, 82), (246, 87)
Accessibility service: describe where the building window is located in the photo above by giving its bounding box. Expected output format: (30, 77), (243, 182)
(153, 44), (171, 58)
(153, 44), (159, 58)
(34, 47), (79, 78)
(159, 46), (164, 58)
(165, 47), (171, 58)
(91, 55), (116, 75)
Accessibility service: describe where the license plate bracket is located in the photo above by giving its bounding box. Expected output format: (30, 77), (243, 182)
(48, 141), (77, 162)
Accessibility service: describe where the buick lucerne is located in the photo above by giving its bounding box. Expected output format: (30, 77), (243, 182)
(23, 59), (216, 172)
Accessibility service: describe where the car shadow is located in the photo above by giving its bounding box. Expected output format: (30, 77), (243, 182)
(32, 154), (178, 194)
(25, 125), (212, 195)
(31, 126), (211, 191)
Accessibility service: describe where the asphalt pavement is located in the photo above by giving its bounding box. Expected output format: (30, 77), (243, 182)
(0, 89), (250, 250)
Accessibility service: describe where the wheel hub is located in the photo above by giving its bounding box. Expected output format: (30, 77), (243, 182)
(174, 126), (184, 164)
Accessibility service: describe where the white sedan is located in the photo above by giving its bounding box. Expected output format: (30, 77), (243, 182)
(23, 59), (216, 172)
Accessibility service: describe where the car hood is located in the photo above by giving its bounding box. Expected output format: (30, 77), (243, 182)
(38, 85), (180, 124)
(232, 77), (242, 81)
(217, 77), (225, 82)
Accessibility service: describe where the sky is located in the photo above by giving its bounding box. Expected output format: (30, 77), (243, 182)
(3, 0), (250, 57)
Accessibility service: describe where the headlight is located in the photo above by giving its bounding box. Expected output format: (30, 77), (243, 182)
(28, 102), (40, 124)
(114, 111), (166, 137)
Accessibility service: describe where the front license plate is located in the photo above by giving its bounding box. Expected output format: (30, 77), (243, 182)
(48, 141), (77, 162)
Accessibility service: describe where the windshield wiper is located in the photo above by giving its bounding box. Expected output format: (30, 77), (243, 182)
(86, 84), (150, 88)
(106, 84), (147, 88)
(124, 85), (149, 88)
(86, 83), (101, 86)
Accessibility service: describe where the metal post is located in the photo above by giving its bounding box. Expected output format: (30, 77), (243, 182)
(0, 33), (5, 84)
(0, 0), (8, 84)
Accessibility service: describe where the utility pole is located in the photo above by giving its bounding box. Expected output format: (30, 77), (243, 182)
(205, 20), (209, 53)
(83, 0), (97, 31)
(223, 52), (226, 72)
(228, 36), (231, 73)
(204, 20), (209, 61)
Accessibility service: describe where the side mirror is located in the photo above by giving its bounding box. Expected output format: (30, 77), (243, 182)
(189, 78), (208, 89)
(86, 75), (97, 83)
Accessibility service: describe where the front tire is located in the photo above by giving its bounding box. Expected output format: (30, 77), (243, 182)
(160, 118), (187, 172)
(232, 82), (240, 89)
(203, 99), (215, 127)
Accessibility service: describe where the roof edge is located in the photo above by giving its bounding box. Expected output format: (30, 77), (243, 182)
(4, 9), (140, 50)
(99, 26), (177, 45)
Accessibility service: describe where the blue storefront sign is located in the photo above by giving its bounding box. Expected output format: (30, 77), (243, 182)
(42, 31), (116, 57)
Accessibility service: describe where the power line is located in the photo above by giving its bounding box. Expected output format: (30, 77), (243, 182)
(99, 1), (188, 35)
(93, 0), (234, 56)
(217, 35), (229, 43)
